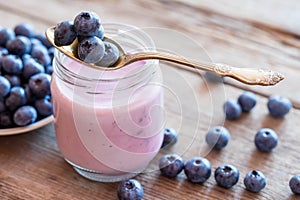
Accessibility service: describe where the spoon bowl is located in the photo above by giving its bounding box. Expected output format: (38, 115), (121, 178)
(46, 26), (284, 86)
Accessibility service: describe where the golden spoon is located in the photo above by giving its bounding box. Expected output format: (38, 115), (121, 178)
(46, 26), (284, 86)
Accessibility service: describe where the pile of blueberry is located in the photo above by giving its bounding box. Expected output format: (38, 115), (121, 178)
(0, 24), (53, 128)
(54, 11), (119, 66)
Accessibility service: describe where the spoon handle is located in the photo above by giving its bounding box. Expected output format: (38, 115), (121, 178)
(122, 52), (284, 86)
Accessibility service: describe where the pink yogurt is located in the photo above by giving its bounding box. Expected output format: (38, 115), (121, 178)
(51, 55), (164, 176)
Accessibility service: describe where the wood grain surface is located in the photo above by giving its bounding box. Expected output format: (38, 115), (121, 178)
(0, 0), (300, 199)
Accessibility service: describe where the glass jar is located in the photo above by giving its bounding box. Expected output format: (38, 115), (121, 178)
(51, 23), (164, 182)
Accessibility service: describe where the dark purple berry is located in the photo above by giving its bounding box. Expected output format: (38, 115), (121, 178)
(117, 179), (144, 200)
(238, 91), (257, 112)
(34, 33), (53, 48)
(6, 36), (31, 56)
(205, 126), (230, 150)
(29, 73), (51, 99)
(14, 23), (35, 38)
(214, 164), (239, 188)
(0, 101), (6, 113)
(78, 36), (104, 63)
(0, 111), (13, 127)
(5, 86), (27, 111)
(4, 74), (21, 87)
(0, 75), (11, 97)
(224, 99), (242, 120)
(161, 128), (178, 148)
(0, 28), (15, 47)
(254, 128), (278, 152)
(74, 11), (101, 36)
(289, 175), (300, 194)
(22, 57), (45, 80)
(159, 154), (184, 178)
(244, 170), (266, 193)
(97, 42), (119, 67)
(35, 95), (52, 116)
(184, 157), (211, 183)
(1, 54), (23, 74)
(13, 105), (37, 126)
(54, 21), (77, 46)
(31, 44), (51, 66)
(267, 95), (292, 118)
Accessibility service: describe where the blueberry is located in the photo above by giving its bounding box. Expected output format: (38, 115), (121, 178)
(267, 95), (292, 118)
(97, 42), (119, 67)
(214, 164), (239, 188)
(0, 101), (6, 112)
(0, 75), (11, 97)
(13, 105), (37, 126)
(1, 54), (23, 74)
(5, 86), (27, 111)
(254, 128), (278, 152)
(0, 28), (15, 47)
(30, 38), (42, 48)
(224, 99), (242, 120)
(161, 128), (178, 148)
(4, 74), (21, 86)
(29, 73), (51, 99)
(159, 154), (184, 178)
(78, 36), (105, 63)
(0, 46), (8, 55)
(74, 11), (101, 37)
(205, 126), (230, 150)
(54, 21), (77, 46)
(22, 57), (45, 80)
(35, 95), (52, 116)
(45, 65), (53, 75)
(14, 23), (35, 38)
(0, 111), (13, 127)
(23, 84), (35, 104)
(289, 175), (300, 194)
(117, 179), (144, 200)
(238, 91), (257, 112)
(31, 45), (51, 66)
(244, 170), (266, 193)
(34, 33), (53, 48)
(6, 36), (31, 56)
(184, 157), (211, 183)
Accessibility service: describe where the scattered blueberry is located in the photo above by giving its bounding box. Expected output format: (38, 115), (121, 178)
(1, 54), (23, 74)
(0, 101), (6, 112)
(0, 75), (11, 97)
(161, 128), (178, 148)
(54, 21), (77, 46)
(35, 95), (52, 116)
(6, 36), (31, 56)
(14, 23), (35, 38)
(29, 73), (51, 99)
(5, 86), (27, 111)
(238, 91), (257, 112)
(13, 105), (37, 126)
(117, 179), (144, 200)
(224, 99), (242, 120)
(254, 128), (278, 152)
(289, 175), (300, 194)
(78, 36), (105, 63)
(205, 126), (230, 150)
(97, 41), (119, 67)
(184, 157), (211, 183)
(267, 95), (292, 118)
(214, 164), (239, 188)
(244, 170), (266, 193)
(74, 11), (101, 37)
(0, 28), (15, 46)
(159, 154), (184, 178)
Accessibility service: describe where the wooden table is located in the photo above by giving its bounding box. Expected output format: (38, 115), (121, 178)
(1, 0), (300, 199)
